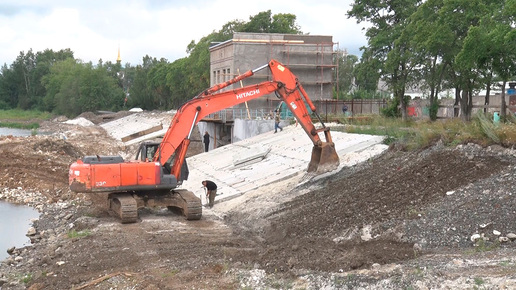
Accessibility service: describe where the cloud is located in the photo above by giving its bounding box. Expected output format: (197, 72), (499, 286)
(0, 0), (368, 66)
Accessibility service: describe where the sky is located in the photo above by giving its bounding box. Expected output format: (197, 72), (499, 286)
(0, 0), (369, 66)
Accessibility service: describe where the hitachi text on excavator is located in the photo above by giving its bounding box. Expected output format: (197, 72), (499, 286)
(69, 59), (340, 223)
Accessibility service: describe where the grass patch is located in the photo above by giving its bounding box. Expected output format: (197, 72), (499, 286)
(331, 113), (516, 150)
(474, 276), (485, 287)
(464, 239), (500, 255)
(161, 269), (180, 277)
(0, 109), (51, 121)
(0, 121), (40, 130)
(67, 229), (91, 239)
(0, 109), (52, 130)
(20, 273), (32, 284)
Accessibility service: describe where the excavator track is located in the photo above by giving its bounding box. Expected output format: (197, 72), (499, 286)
(167, 189), (202, 220)
(109, 193), (138, 223)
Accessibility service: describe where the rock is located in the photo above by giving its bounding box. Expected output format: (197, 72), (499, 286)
(507, 233), (516, 240)
(493, 230), (501, 236)
(287, 257), (298, 268)
(471, 233), (481, 242)
(26, 227), (36, 236)
(6, 247), (15, 255)
(360, 225), (373, 241)
(499, 237), (509, 243)
(74, 216), (99, 230)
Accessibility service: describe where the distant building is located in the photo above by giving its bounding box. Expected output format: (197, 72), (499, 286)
(209, 32), (336, 111)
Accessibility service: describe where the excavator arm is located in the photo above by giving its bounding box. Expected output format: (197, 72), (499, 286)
(157, 59), (340, 180)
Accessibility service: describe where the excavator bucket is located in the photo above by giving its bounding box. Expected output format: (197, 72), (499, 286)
(307, 143), (340, 174)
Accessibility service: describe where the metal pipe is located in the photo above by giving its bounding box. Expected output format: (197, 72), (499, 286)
(187, 110), (200, 140)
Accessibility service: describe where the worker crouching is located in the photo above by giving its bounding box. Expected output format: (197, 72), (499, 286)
(202, 180), (217, 208)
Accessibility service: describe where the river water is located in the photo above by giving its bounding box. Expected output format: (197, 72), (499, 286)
(0, 127), (40, 260)
(0, 201), (39, 260)
(0, 127), (33, 137)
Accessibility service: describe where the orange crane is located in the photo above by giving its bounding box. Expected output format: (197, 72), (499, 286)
(69, 59), (340, 223)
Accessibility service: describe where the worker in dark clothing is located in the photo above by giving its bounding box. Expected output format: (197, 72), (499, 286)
(342, 104), (348, 114)
(203, 131), (210, 152)
(202, 180), (217, 208)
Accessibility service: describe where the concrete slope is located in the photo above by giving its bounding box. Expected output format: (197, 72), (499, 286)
(180, 124), (388, 206)
(100, 111), (173, 145)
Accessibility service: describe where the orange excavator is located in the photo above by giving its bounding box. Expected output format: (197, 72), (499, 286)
(69, 59), (340, 223)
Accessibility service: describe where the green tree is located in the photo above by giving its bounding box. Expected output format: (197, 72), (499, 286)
(43, 59), (125, 117)
(240, 10), (301, 34)
(349, 0), (422, 120)
(403, 0), (457, 117)
(335, 50), (358, 99)
(443, 0), (488, 121)
(353, 48), (381, 93)
(0, 64), (18, 109)
(126, 55), (160, 110)
(0, 48), (74, 110)
(148, 59), (173, 109)
(166, 58), (191, 108)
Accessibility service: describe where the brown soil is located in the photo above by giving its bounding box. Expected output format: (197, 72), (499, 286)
(2, 114), (516, 289)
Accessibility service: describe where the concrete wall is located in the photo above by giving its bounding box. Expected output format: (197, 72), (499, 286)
(407, 94), (516, 119)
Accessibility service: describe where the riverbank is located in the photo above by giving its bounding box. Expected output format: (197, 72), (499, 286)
(2, 112), (516, 289)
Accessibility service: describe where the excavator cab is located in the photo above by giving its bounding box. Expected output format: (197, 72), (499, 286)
(135, 142), (160, 162)
(135, 141), (189, 183)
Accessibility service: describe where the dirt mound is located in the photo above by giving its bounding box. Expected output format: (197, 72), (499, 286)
(31, 138), (83, 159)
(223, 144), (515, 275)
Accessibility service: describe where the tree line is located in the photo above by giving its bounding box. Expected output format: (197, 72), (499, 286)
(1, 2), (515, 120)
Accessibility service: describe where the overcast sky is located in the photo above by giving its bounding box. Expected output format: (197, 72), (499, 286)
(0, 0), (369, 66)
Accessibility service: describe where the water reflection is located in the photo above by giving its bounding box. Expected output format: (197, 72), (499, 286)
(0, 128), (33, 137)
(0, 201), (40, 260)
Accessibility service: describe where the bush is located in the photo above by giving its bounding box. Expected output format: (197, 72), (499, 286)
(381, 97), (401, 118)
(429, 99), (440, 121)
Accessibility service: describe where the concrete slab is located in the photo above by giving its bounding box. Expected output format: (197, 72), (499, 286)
(100, 112), (173, 145)
(179, 124), (388, 206)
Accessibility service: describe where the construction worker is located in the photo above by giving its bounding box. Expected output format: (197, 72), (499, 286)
(203, 131), (210, 152)
(202, 180), (217, 208)
(274, 110), (283, 133)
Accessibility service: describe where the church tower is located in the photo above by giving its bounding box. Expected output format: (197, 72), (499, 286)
(117, 46), (121, 64)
